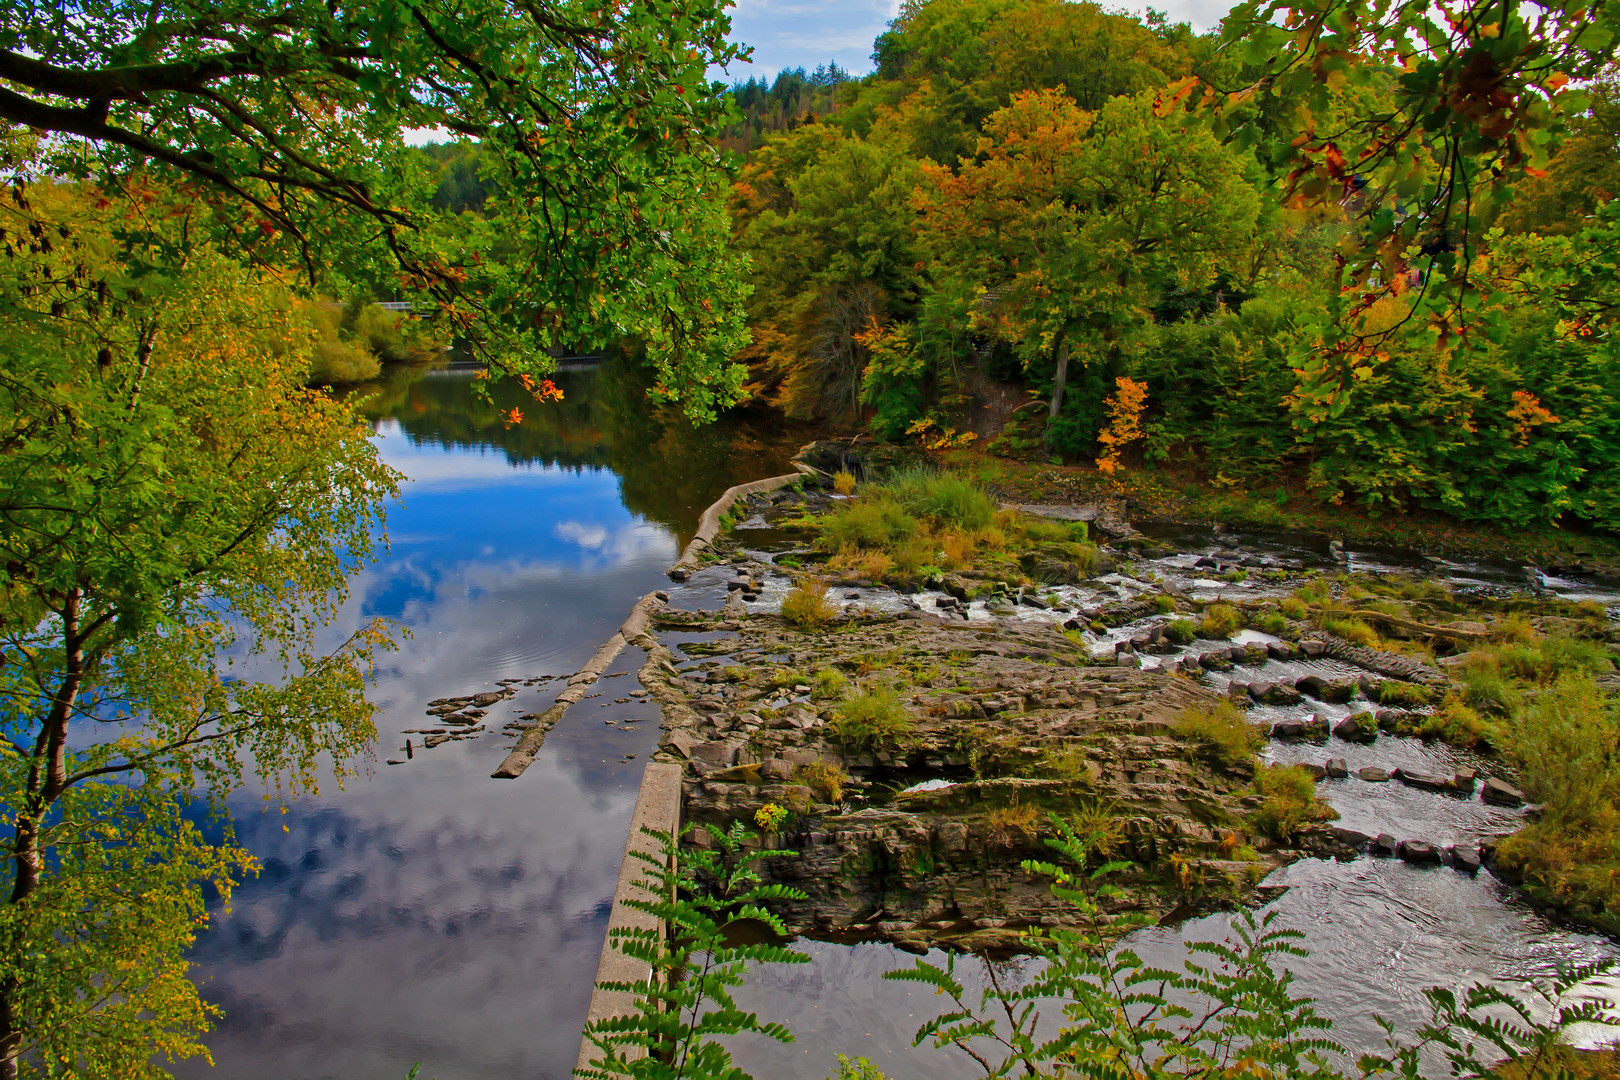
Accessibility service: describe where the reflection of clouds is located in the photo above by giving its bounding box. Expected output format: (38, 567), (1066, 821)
(554, 520), (609, 549)
(376, 427), (607, 492)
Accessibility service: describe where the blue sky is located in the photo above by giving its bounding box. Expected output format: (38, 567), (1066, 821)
(719, 0), (1236, 84)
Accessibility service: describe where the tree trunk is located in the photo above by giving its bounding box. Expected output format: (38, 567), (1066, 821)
(1, 589), (85, 1079)
(1048, 339), (1070, 420)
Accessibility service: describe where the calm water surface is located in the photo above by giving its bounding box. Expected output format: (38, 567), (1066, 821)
(178, 361), (806, 1080)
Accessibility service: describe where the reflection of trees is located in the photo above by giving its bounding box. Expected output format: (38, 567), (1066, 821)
(356, 352), (812, 544)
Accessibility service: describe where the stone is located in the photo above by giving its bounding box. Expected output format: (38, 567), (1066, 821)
(690, 741), (737, 767)
(1331, 827), (1373, 850)
(1451, 768), (1478, 794)
(1398, 840), (1442, 865)
(1450, 845), (1482, 874)
(1324, 757), (1349, 779)
(1267, 641), (1295, 660)
(1246, 680), (1273, 702)
(1300, 762), (1328, 780)
(1295, 675), (1353, 703)
(1372, 833), (1400, 857)
(1333, 713), (1379, 743)
(472, 691), (505, 707)
(1358, 766), (1391, 782)
(1394, 769), (1453, 793)
(1262, 683), (1304, 706)
(1271, 716), (1330, 740)
(1480, 777), (1527, 807)
(1301, 640), (1327, 657)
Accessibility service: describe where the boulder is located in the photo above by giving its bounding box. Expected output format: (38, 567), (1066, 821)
(1301, 640), (1327, 657)
(1480, 777), (1527, 807)
(472, 691), (506, 707)
(1394, 769), (1453, 793)
(1358, 766), (1391, 782)
(1300, 762), (1328, 780)
(1372, 833), (1400, 857)
(1267, 641), (1296, 660)
(1451, 768), (1478, 794)
(1331, 827), (1373, 850)
(1398, 840), (1442, 865)
(690, 741), (738, 767)
(1295, 675), (1355, 703)
(1333, 713), (1379, 743)
(1450, 845), (1482, 874)
(1271, 716), (1330, 740)
(1246, 680), (1273, 702)
(1324, 757), (1349, 779)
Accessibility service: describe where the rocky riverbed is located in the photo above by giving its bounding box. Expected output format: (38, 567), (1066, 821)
(638, 473), (1620, 952)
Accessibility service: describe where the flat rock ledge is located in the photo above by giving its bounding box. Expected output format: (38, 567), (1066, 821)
(640, 606), (1349, 953)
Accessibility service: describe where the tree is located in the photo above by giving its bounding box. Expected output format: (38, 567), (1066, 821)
(917, 87), (1261, 451)
(0, 179), (397, 1077)
(1206, 0), (1620, 414)
(0, 0), (751, 417)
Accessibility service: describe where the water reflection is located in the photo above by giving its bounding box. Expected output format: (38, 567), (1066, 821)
(178, 362), (807, 1080)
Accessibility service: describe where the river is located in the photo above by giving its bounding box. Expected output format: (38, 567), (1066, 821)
(176, 359), (808, 1080)
(179, 365), (1618, 1079)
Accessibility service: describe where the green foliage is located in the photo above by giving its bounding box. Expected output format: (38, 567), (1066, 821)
(1165, 618), (1199, 645)
(875, 468), (995, 531)
(754, 803), (790, 833)
(1322, 615), (1379, 648)
(827, 686), (913, 751)
(0, 186), (396, 1075)
(1416, 699), (1489, 749)
(817, 499), (922, 551)
(812, 667), (849, 699)
(795, 761), (849, 804)
(1254, 610), (1290, 635)
(1250, 764), (1338, 840)
(825, 1056), (888, 1080)
(1199, 603), (1244, 639)
(1172, 700), (1265, 768)
(1507, 672), (1620, 830)
(4, 0), (752, 417)
(577, 823), (810, 1079)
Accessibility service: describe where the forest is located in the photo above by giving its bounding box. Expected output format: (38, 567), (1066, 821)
(720, 0), (1620, 537)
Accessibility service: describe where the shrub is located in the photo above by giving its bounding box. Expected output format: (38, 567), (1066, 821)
(1199, 603), (1244, 639)
(1250, 763), (1339, 839)
(781, 579), (837, 629)
(1254, 610), (1289, 635)
(308, 335), (381, 384)
(826, 546), (893, 581)
(1155, 594), (1177, 614)
(1165, 618), (1199, 645)
(796, 761), (849, 803)
(812, 667), (848, 699)
(1458, 661), (1522, 716)
(1495, 636), (1616, 683)
(817, 498), (920, 551)
(828, 686), (912, 750)
(1172, 700), (1264, 768)
(1506, 671), (1620, 828)
(877, 468), (995, 530)
(754, 803), (790, 832)
(1417, 699), (1488, 748)
(988, 799), (1040, 845)
(832, 469), (858, 496)
(1279, 597), (1308, 620)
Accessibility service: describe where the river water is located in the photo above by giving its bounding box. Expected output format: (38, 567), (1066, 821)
(176, 360), (807, 1080)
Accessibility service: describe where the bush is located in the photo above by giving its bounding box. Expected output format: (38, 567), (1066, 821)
(354, 303), (413, 361)
(1458, 661), (1522, 716)
(1494, 636), (1616, 684)
(1165, 618), (1199, 645)
(1506, 671), (1620, 828)
(1155, 594), (1177, 614)
(781, 579), (838, 629)
(877, 468), (995, 530)
(812, 667), (848, 699)
(828, 686), (912, 750)
(796, 761), (849, 803)
(1279, 596), (1309, 620)
(1254, 610), (1289, 635)
(817, 498), (920, 551)
(1199, 603), (1243, 639)
(308, 336), (381, 384)
(833, 469), (858, 496)
(1250, 763), (1339, 839)
(1172, 700), (1264, 768)
(1416, 699), (1489, 748)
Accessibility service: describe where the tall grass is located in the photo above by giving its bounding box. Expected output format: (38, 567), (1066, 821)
(827, 686), (912, 750)
(1172, 700), (1263, 768)
(876, 467), (995, 530)
(1250, 763), (1338, 839)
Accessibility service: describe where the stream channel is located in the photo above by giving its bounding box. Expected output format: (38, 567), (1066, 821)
(179, 362), (1619, 1079)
